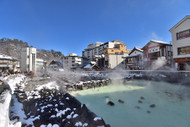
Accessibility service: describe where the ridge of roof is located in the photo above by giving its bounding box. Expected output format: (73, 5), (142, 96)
(169, 15), (190, 32)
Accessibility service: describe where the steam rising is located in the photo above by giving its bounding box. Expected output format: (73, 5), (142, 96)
(150, 59), (166, 70)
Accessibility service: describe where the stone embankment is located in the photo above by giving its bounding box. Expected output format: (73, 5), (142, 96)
(66, 79), (111, 91)
(2, 75), (110, 127)
(122, 71), (190, 85)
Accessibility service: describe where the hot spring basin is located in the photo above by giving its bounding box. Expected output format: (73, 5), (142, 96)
(71, 80), (190, 127)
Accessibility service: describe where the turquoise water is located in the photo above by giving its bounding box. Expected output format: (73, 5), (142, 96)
(71, 80), (190, 127)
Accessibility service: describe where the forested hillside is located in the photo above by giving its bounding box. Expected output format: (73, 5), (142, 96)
(0, 37), (63, 63)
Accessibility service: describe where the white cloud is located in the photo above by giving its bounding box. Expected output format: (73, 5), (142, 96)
(150, 32), (163, 41)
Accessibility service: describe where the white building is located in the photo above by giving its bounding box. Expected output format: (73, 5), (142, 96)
(63, 53), (82, 69)
(169, 15), (190, 70)
(82, 42), (104, 59)
(36, 58), (45, 72)
(21, 47), (37, 72)
(108, 54), (128, 69)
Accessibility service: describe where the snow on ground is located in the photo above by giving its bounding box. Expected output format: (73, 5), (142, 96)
(36, 81), (59, 91)
(40, 124), (59, 127)
(56, 107), (71, 117)
(75, 121), (82, 126)
(7, 75), (26, 94)
(74, 121), (88, 127)
(10, 95), (34, 126)
(0, 90), (11, 127)
(73, 114), (79, 118)
(1, 74), (108, 127)
(25, 81), (59, 100)
(94, 117), (102, 121)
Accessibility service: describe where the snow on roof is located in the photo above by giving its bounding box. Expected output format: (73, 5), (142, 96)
(84, 64), (92, 69)
(150, 40), (171, 45)
(90, 61), (96, 65)
(124, 54), (141, 58)
(143, 40), (171, 49)
(128, 47), (143, 55)
(135, 47), (143, 52)
(94, 55), (105, 58)
(94, 55), (101, 57)
(0, 54), (13, 60)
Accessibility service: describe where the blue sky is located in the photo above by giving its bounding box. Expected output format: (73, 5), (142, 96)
(0, 0), (190, 56)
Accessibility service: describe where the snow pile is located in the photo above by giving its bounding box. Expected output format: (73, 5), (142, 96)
(40, 124), (59, 127)
(56, 108), (71, 117)
(94, 117), (102, 121)
(84, 64), (92, 69)
(36, 81), (59, 91)
(25, 81), (59, 100)
(10, 95), (34, 126)
(0, 91), (11, 127)
(74, 122), (88, 127)
(7, 75), (26, 94)
(73, 114), (79, 118)
(0, 53), (13, 60)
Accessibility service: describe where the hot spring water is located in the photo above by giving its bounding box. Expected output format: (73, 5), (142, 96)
(71, 80), (190, 127)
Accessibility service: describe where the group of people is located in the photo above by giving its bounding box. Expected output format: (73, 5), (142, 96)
(0, 69), (22, 77)
(0, 70), (9, 77)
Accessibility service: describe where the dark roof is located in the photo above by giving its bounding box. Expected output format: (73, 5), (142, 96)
(49, 60), (62, 67)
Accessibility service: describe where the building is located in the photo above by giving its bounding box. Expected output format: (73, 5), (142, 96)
(83, 61), (99, 71)
(124, 47), (143, 70)
(169, 15), (190, 70)
(36, 58), (45, 72)
(142, 40), (173, 69)
(82, 42), (104, 59)
(82, 40), (130, 69)
(21, 47), (37, 73)
(48, 60), (63, 71)
(63, 53), (82, 69)
(0, 54), (20, 73)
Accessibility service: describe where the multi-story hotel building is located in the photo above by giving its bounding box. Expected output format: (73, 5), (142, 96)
(21, 47), (37, 72)
(63, 53), (82, 69)
(169, 15), (190, 70)
(82, 40), (130, 69)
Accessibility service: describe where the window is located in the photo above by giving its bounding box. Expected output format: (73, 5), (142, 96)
(168, 51), (171, 56)
(176, 29), (190, 40)
(32, 54), (35, 71)
(161, 47), (164, 56)
(178, 46), (190, 55)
